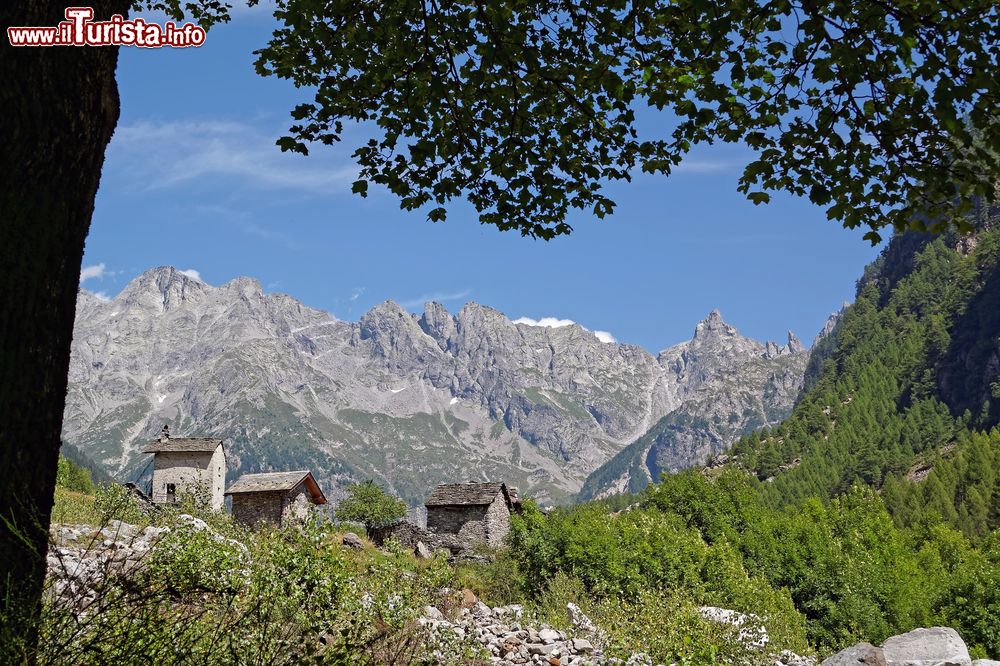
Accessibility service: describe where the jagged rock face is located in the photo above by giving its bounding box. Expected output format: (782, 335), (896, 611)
(65, 267), (811, 505)
(579, 312), (814, 500)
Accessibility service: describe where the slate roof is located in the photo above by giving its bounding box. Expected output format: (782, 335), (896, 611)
(224, 471), (327, 504)
(142, 437), (223, 453)
(425, 482), (511, 508)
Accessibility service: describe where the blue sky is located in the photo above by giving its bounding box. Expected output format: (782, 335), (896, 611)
(80, 6), (882, 352)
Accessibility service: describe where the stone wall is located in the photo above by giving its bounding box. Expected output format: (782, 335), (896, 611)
(427, 504), (489, 542)
(231, 490), (285, 529)
(371, 521), (431, 549)
(483, 493), (512, 548)
(231, 481), (314, 529)
(281, 483), (312, 523)
(150, 447), (225, 511)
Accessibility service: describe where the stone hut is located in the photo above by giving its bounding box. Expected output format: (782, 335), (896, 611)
(225, 470), (327, 529)
(424, 482), (516, 550)
(141, 425), (225, 511)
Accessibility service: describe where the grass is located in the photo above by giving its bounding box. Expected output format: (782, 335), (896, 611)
(50, 487), (98, 525)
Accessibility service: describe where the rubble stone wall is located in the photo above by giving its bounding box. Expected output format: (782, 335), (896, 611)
(231, 490), (284, 528)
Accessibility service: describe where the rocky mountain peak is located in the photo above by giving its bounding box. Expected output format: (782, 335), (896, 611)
(358, 301), (426, 349)
(787, 331), (805, 354)
(813, 305), (848, 347)
(693, 309), (738, 340)
(118, 266), (206, 311)
(221, 276), (263, 300)
(419, 302), (457, 350)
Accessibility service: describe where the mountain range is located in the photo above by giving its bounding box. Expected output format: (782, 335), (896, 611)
(64, 267), (822, 504)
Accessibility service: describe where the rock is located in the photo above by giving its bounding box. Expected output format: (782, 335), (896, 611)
(571, 638), (594, 654)
(881, 627), (971, 666)
(821, 643), (886, 666)
(567, 602), (597, 633)
(460, 588), (478, 607)
(528, 643), (557, 656)
(414, 541), (433, 559)
(547, 658), (561, 666)
(776, 649), (818, 666)
(423, 605), (445, 621)
(699, 606), (769, 649)
(471, 601), (493, 617)
(495, 603), (525, 620)
(342, 532), (364, 549)
(538, 628), (561, 643)
(972, 662), (1000, 666)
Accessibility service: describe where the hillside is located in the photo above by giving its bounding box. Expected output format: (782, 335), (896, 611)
(64, 270), (808, 504)
(731, 201), (1000, 535)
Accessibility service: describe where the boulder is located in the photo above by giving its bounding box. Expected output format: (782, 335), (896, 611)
(821, 643), (886, 666)
(567, 602), (597, 633)
(460, 588), (478, 608)
(538, 628), (561, 643)
(972, 662), (1000, 666)
(414, 540), (433, 559)
(341, 532), (364, 549)
(422, 605), (445, 621)
(881, 627), (971, 666)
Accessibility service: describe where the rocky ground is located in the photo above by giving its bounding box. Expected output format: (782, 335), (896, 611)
(417, 591), (815, 666)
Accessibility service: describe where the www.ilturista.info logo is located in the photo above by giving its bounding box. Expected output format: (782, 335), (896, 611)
(7, 7), (206, 47)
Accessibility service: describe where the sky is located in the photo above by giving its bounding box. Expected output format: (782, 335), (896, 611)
(80, 5), (884, 353)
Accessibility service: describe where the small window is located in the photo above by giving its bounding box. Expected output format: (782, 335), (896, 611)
(165, 483), (176, 502)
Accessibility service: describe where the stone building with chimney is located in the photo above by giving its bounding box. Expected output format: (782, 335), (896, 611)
(142, 426), (226, 511)
(225, 470), (327, 529)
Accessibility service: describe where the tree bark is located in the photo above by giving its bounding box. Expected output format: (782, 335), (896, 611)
(0, 1), (126, 659)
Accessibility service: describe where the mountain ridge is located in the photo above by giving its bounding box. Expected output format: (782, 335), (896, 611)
(66, 266), (815, 504)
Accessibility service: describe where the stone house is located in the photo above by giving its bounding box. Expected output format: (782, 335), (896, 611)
(225, 470), (327, 529)
(141, 426), (226, 511)
(424, 482), (518, 550)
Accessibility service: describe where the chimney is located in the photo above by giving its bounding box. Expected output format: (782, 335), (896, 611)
(159, 424), (170, 443)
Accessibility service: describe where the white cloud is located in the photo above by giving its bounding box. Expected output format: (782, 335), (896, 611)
(593, 330), (617, 344)
(108, 119), (357, 194)
(80, 263), (106, 282)
(178, 269), (202, 281)
(513, 316), (575, 328)
(349, 287), (365, 302)
(400, 289), (470, 309)
(91, 291), (111, 302)
(514, 315), (617, 344)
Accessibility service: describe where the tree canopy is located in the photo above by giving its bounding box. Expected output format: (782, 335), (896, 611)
(334, 480), (408, 533)
(242, 0), (1000, 243)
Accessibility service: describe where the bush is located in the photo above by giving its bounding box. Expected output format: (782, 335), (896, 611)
(334, 480), (408, 536)
(36, 507), (479, 665)
(55, 455), (94, 494)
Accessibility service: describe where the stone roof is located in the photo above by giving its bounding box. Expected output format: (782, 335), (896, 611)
(224, 471), (327, 504)
(141, 437), (222, 453)
(425, 482), (511, 508)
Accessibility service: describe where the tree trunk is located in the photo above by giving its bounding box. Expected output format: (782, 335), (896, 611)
(0, 1), (126, 659)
